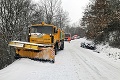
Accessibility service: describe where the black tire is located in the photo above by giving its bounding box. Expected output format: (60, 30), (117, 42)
(51, 59), (55, 63)
(54, 44), (58, 55)
(14, 54), (20, 59)
(60, 41), (64, 50)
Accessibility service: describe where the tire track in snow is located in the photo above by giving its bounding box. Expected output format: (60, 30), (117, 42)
(68, 45), (102, 80)
(65, 41), (98, 80)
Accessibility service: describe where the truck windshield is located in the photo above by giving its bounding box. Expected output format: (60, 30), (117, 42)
(31, 26), (53, 34)
(65, 34), (71, 37)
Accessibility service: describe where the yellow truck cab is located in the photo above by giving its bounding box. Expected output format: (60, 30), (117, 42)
(30, 22), (65, 54)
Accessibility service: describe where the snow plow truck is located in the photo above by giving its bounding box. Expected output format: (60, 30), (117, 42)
(9, 22), (65, 63)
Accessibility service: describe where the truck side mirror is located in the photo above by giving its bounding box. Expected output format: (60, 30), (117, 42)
(54, 28), (58, 33)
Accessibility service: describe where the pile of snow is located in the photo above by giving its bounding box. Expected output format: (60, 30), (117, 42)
(96, 44), (120, 60)
(80, 38), (120, 60)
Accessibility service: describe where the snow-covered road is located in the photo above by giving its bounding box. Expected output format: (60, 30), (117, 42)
(0, 39), (120, 80)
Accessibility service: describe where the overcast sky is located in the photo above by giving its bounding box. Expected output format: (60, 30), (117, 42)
(61, 0), (90, 24)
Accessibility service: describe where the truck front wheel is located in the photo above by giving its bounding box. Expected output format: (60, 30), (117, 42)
(14, 54), (20, 59)
(60, 41), (64, 50)
(54, 45), (58, 55)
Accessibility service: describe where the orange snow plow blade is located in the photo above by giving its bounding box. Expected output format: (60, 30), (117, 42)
(9, 41), (55, 63)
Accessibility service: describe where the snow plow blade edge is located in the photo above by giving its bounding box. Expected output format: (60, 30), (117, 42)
(9, 41), (55, 63)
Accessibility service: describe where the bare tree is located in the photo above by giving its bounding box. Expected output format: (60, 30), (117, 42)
(30, 4), (45, 24)
(54, 8), (70, 29)
(41, 0), (62, 24)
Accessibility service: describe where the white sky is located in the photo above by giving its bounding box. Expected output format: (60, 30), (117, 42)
(61, 0), (90, 24)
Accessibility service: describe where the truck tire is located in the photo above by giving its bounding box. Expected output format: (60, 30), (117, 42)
(54, 45), (58, 55)
(14, 54), (20, 59)
(51, 59), (55, 63)
(60, 41), (64, 50)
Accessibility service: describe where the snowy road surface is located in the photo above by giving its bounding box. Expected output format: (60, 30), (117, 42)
(0, 39), (120, 80)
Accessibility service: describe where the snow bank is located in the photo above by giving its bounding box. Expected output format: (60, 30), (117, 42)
(80, 38), (120, 60)
(96, 44), (120, 60)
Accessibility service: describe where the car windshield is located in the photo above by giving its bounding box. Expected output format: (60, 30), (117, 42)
(31, 26), (53, 34)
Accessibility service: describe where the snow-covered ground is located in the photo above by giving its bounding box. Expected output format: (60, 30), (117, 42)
(96, 43), (120, 60)
(0, 38), (120, 80)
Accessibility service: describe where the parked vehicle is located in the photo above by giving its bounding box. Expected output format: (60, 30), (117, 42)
(72, 35), (80, 40)
(73, 35), (78, 39)
(71, 36), (75, 40)
(80, 41), (96, 50)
